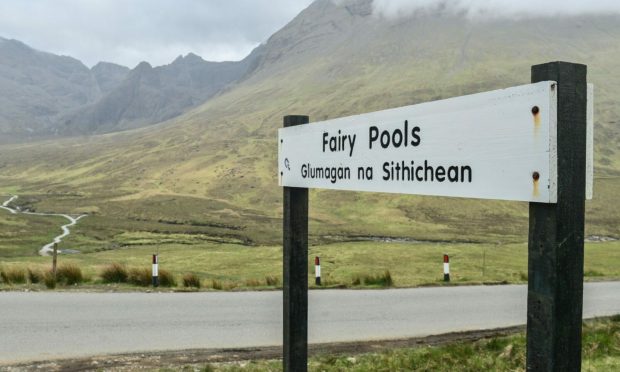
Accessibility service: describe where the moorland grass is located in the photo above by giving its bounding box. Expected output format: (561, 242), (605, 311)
(101, 262), (129, 283)
(158, 269), (176, 287)
(27, 268), (43, 283)
(128, 267), (152, 286)
(43, 270), (56, 289)
(352, 270), (394, 287)
(265, 276), (279, 286)
(182, 273), (201, 288)
(56, 264), (83, 285)
(0, 266), (26, 284)
(211, 279), (223, 290)
(244, 278), (261, 287)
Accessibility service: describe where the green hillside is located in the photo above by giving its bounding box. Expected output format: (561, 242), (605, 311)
(0, 0), (619, 256)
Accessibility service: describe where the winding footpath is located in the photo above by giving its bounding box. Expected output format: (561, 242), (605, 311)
(0, 195), (18, 214)
(1, 195), (86, 255)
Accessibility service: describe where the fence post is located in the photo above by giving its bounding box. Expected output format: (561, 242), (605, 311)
(283, 115), (309, 372)
(52, 243), (58, 278)
(527, 62), (587, 371)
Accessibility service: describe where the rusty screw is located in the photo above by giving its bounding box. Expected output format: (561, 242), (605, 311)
(531, 106), (540, 115)
(532, 171), (540, 181)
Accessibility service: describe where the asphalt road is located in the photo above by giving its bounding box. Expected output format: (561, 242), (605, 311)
(1, 282), (619, 363)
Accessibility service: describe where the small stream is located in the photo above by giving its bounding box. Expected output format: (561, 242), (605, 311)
(1, 195), (86, 256)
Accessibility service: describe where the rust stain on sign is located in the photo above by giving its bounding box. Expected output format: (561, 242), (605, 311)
(532, 106), (541, 127)
(532, 171), (540, 197)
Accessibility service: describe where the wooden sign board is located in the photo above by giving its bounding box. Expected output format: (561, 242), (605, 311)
(279, 81), (593, 203)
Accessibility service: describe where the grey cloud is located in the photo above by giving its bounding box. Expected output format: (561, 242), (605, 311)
(0, 0), (314, 68)
(371, 0), (620, 20)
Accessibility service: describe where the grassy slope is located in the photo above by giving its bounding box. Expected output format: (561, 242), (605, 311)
(0, 4), (619, 257)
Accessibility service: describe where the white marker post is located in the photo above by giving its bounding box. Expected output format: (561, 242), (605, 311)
(152, 254), (159, 287)
(315, 256), (321, 286)
(443, 254), (450, 282)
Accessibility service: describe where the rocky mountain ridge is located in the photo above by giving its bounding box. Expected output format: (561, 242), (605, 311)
(0, 36), (259, 142)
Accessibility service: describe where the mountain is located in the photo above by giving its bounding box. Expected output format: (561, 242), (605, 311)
(0, 0), (619, 248)
(91, 62), (130, 94)
(58, 52), (260, 134)
(0, 38), (258, 141)
(0, 37), (100, 140)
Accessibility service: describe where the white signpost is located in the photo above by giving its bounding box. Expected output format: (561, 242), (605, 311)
(279, 81), (593, 203)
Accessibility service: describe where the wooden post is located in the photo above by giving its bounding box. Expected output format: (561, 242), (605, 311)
(52, 242), (58, 278)
(282, 115), (309, 372)
(527, 62), (587, 371)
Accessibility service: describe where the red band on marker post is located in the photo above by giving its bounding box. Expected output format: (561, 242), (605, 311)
(443, 254), (450, 282)
(315, 256), (321, 286)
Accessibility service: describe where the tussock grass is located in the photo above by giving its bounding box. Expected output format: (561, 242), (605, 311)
(243, 276), (280, 287)
(208, 280), (239, 290)
(222, 281), (238, 291)
(44, 271), (56, 289)
(0, 267), (26, 284)
(211, 279), (223, 290)
(101, 262), (128, 283)
(265, 276), (279, 286)
(56, 264), (83, 285)
(128, 267), (152, 286)
(182, 273), (201, 288)
(585, 269), (605, 277)
(244, 278), (261, 287)
(352, 270), (394, 287)
(27, 268), (43, 284)
(158, 269), (176, 287)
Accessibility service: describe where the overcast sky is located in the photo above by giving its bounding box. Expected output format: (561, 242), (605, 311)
(0, 0), (314, 68)
(3, 0), (620, 68)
